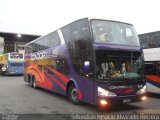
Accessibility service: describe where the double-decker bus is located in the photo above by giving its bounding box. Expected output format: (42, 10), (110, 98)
(24, 18), (146, 107)
(139, 31), (160, 94)
(0, 52), (24, 75)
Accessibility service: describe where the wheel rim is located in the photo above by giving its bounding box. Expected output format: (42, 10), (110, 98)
(71, 88), (78, 101)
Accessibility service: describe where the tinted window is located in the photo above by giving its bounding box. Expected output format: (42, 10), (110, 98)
(26, 31), (60, 53)
(150, 33), (160, 48)
(91, 20), (140, 46)
(10, 63), (23, 66)
(10, 53), (23, 59)
(63, 18), (93, 76)
(61, 25), (71, 43)
(25, 45), (32, 54)
(139, 32), (160, 49)
(145, 62), (160, 75)
(139, 35), (150, 48)
(54, 60), (69, 75)
(45, 59), (69, 75)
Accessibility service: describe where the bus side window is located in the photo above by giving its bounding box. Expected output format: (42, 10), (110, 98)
(32, 50), (38, 53)
(155, 62), (160, 75)
(145, 63), (154, 75)
(47, 60), (69, 75)
(55, 60), (69, 75)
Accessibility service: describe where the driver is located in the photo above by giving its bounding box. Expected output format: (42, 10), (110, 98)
(95, 23), (113, 43)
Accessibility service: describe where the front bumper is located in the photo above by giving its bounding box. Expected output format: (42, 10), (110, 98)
(97, 94), (146, 105)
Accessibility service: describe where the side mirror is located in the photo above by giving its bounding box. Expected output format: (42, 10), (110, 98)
(84, 61), (90, 73)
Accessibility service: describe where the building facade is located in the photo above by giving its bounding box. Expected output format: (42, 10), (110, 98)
(0, 32), (40, 54)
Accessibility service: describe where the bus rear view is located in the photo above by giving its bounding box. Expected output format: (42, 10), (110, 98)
(91, 20), (146, 106)
(1, 52), (24, 75)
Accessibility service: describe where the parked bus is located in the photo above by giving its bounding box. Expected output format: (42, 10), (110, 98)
(24, 18), (146, 106)
(0, 52), (24, 75)
(139, 31), (160, 94)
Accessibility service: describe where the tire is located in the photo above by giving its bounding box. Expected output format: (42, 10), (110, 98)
(68, 84), (81, 105)
(31, 77), (38, 89)
(33, 79), (38, 89)
(29, 79), (33, 87)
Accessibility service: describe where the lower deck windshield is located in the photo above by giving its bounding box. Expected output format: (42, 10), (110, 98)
(96, 50), (143, 81)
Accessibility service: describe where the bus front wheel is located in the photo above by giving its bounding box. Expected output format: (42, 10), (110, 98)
(68, 84), (81, 105)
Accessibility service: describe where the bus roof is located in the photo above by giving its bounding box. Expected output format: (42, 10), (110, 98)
(25, 17), (133, 46)
(88, 17), (133, 26)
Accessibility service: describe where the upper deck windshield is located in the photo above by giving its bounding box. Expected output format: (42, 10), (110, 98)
(91, 20), (140, 46)
(10, 53), (23, 59)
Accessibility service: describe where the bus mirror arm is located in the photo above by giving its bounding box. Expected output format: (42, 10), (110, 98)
(84, 61), (90, 73)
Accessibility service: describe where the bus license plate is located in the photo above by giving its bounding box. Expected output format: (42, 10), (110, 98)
(123, 99), (131, 103)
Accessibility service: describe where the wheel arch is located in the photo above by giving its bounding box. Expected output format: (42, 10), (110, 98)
(66, 79), (78, 96)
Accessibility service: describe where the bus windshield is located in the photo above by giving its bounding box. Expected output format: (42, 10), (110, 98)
(10, 53), (23, 59)
(96, 50), (143, 80)
(91, 20), (140, 46)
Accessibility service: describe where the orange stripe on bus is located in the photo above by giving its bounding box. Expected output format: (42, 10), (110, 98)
(145, 75), (160, 83)
(37, 76), (53, 90)
(47, 73), (66, 90)
(44, 65), (68, 83)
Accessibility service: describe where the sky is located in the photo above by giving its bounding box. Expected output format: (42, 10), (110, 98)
(0, 0), (160, 36)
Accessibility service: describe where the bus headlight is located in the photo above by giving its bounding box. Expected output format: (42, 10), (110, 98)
(98, 86), (116, 97)
(137, 85), (147, 94)
(2, 67), (6, 71)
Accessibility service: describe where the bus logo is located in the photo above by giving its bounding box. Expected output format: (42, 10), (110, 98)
(31, 48), (59, 60)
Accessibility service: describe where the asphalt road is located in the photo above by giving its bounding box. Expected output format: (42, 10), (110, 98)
(0, 76), (159, 120)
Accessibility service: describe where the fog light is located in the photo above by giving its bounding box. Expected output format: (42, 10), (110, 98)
(141, 96), (146, 101)
(100, 100), (108, 106)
